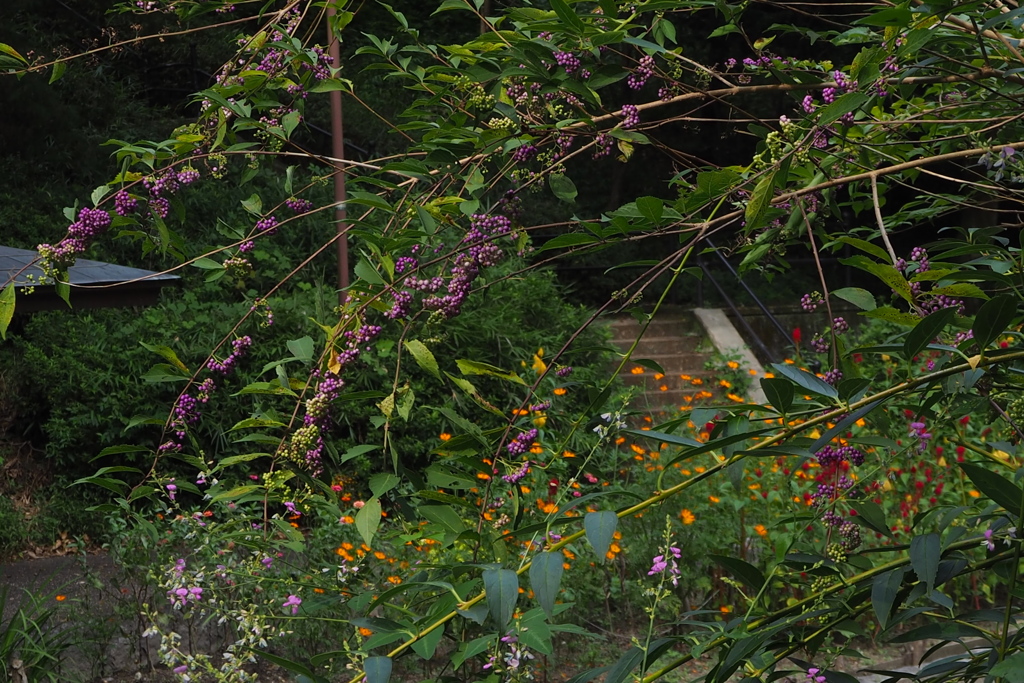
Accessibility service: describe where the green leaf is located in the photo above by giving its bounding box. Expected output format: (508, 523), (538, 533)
(972, 294), (1018, 351)
(364, 657), (392, 683)
(356, 496), (382, 546)
(888, 621), (989, 644)
(990, 652), (1024, 682)
(835, 236), (891, 261)
(622, 429), (700, 448)
(602, 638), (675, 683)
(229, 417), (286, 431)
(817, 92), (870, 126)
(909, 533), (940, 592)
(287, 336), (315, 362)
(760, 377), (794, 414)
(0, 285), (14, 341)
(903, 307), (956, 361)
(192, 257), (223, 270)
(456, 359), (525, 384)
(537, 233), (600, 252)
(211, 485), (261, 503)
(409, 624), (444, 660)
(872, 568), (905, 629)
(549, 0), (585, 34)
(241, 193), (263, 216)
(710, 555), (765, 591)
(530, 552), (564, 617)
(141, 363), (189, 383)
(960, 462), (1024, 516)
(354, 258), (385, 285)
(140, 341), (190, 373)
(635, 196), (664, 223)
(482, 567), (519, 628)
(369, 473), (400, 497)
(549, 173), (577, 202)
(419, 504), (467, 534)
(745, 171), (777, 231)
(342, 444), (379, 463)
(282, 110), (302, 138)
(770, 362), (838, 399)
(862, 306), (921, 327)
(404, 340), (440, 380)
(832, 287), (876, 311)
(255, 651), (316, 679)
(0, 43), (28, 64)
(849, 500), (893, 539)
(584, 510), (618, 560)
(54, 280), (71, 308)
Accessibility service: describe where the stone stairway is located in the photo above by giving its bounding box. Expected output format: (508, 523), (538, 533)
(606, 308), (719, 413)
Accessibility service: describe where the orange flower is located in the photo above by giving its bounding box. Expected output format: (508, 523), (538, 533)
(359, 627), (374, 637)
(386, 576), (402, 584)
(720, 605), (732, 614)
(439, 433), (452, 441)
(727, 361), (740, 370)
(553, 387), (567, 396)
(340, 516), (354, 524)
(754, 524), (768, 537)
(659, 385), (668, 391)
(511, 409), (529, 416)
(313, 588), (325, 594)
(55, 595), (66, 602)
(631, 366), (644, 374)
(708, 495), (720, 503)
(680, 509), (695, 525)
(562, 450), (575, 458)
(718, 380), (731, 388)
(654, 373), (665, 380)
(690, 377), (703, 386)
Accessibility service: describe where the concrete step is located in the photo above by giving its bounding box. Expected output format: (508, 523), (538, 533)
(607, 318), (706, 341)
(618, 370), (717, 388)
(615, 353), (716, 374)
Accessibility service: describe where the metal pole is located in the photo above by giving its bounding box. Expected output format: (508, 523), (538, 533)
(327, 6), (349, 301)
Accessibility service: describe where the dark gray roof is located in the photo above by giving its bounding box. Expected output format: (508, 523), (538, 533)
(0, 246), (180, 312)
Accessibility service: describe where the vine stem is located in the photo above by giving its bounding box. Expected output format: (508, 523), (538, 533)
(871, 174), (900, 266)
(343, 349), (1024, 682)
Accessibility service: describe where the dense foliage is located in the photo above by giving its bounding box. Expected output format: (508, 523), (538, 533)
(7, 1), (1024, 682)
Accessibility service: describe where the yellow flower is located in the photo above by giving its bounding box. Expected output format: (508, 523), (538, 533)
(680, 509), (695, 525)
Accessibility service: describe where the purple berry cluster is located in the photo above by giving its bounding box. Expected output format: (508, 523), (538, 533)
(507, 428), (538, 456)
(627, 55), (655, 90)
(37, 207), (113, 274)
(502, 460), (531, 484)
(285, 197), (313, 214)
(207, 336), (253, 375)
(832, 317), (849, 334)
(810, 333), (830, 353)
(592, 133), (613, 159)
(255, 215), (279, 235)
(513, 143), (538, 163)
(620, 104), (640, 129)
(800, 292), (824, 312)
(822, 368), (842, 386)
(815, 444), (865, 468)
(552, 50), (581, 75)
(555, 366), (573, 377)
(114, 190), (138, 216)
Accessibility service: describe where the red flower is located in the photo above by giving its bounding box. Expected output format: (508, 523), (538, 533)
(959, 415), (970, 425)
(792, 327), (802, 345)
